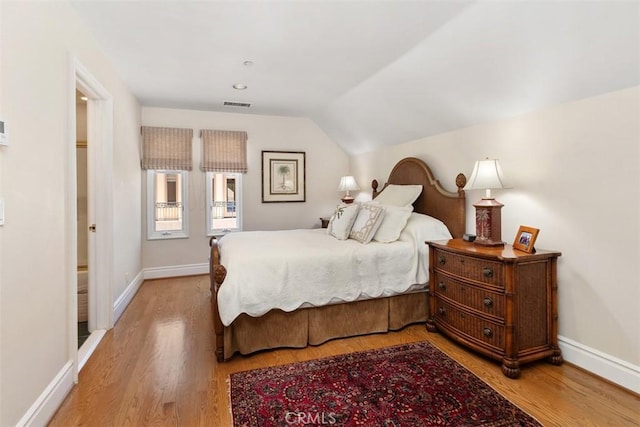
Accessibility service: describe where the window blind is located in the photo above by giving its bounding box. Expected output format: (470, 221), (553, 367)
(141, 126), (193, 171)
(200, 129), (248, 173)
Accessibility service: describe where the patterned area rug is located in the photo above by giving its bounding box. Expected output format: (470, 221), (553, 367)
(229, 341), (541, 426)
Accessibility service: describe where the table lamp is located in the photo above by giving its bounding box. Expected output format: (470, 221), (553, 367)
(463, 158), (508, 246)
(338, 176), (360, 204)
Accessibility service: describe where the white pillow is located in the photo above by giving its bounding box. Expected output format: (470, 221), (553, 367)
(349, 203), (385, 244)
(374, 184), (423, 207)
(400, 212), (453, 242)
(372, 204), (414, 243)
(327, 203), (360, 240)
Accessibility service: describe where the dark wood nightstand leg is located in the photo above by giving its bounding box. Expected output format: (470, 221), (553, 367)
(548, 348), (564, 365)
(502, 358), (521, 379)
(426, 318), (438, 333)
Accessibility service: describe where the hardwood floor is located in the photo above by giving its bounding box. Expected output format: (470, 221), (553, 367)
(49, 275), (639, 427)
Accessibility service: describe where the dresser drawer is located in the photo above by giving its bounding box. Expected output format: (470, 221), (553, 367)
(433, 273), (505, 320)
(433, 248), (503, 287)
(435, 299), (505, 351)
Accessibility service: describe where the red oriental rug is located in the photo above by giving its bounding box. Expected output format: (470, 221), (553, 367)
(229, 341), (541, 426)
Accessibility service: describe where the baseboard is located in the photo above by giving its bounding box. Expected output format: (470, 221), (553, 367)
(16, 360), (74, 427)
(559, 335), (640, 394)
(78, 329), (107, 372)
(143, 263), (208, 280)
(113, 270), (144, 324)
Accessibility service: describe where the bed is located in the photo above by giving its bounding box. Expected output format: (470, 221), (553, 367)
(209, 157), (467, 361)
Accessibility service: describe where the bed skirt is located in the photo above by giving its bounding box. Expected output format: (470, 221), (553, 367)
(221, 291), (428, 360)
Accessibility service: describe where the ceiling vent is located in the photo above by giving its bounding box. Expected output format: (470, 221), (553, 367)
(223, 101), (251, 108)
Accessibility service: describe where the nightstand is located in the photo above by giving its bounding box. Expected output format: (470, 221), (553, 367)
(426, 238), (562, 378)
(320, 217), (330, 228)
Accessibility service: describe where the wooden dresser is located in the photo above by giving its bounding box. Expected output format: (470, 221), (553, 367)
(426, 238), (562, 378)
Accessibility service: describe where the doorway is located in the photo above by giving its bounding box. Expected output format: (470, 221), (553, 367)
(70, 58), (114, 377)
(76, 89), (90, 348)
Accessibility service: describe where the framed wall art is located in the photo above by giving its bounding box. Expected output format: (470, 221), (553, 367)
(261, 151), (306, 203)
(513, 225), (539, 253)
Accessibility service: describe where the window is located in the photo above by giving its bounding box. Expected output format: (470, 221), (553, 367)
(147, 170), (189, 239)
(140, 126), (193, 240)
(200, 128), (247, 236)
(206, 172), (242, 235)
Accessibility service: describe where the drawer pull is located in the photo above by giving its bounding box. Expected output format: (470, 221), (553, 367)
(483, 297), (493, 308)
(483, 327), (493, 338)
(438, 282), (446, 291)
(438, 255), (446, 266)
(483, 267), (493, 278)
(438, 307), (446, 316)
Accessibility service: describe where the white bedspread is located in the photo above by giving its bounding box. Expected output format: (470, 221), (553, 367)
(216, 213), (452, 326)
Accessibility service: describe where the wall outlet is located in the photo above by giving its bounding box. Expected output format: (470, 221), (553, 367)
(125, 272), (130, 284)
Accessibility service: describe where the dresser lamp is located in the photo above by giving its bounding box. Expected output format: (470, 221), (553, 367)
(464, 158), (508, 246)
(338, 176), (360, 204)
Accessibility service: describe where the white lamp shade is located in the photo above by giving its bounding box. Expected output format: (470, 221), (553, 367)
(464, 158), (507, 191)
(338, 176), (360, 192)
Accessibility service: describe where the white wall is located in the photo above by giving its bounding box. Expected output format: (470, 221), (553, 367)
(141, 107), (351, 270)
(0, 2), (142, 425)
(352, 86), (640, 390)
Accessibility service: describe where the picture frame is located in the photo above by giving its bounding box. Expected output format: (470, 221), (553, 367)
(261, 151), (306, 203)
(513, 225), (539, 253)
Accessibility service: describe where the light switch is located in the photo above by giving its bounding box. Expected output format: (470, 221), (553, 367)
(0, 198), (4, 225)
(0, 120), (7, 146)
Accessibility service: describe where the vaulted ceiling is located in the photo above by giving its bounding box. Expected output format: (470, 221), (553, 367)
(70, 1), (640, 155)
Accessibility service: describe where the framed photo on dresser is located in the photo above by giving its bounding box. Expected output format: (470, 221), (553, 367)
(513, 226), (539, 253)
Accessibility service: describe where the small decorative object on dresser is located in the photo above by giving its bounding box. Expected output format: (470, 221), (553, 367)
(320, 217), (330, 228)
(513, 225), (539, 253)
(426, 238), (562, 378)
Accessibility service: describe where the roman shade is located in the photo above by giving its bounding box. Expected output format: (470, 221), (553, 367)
(200, 129), (248, 173)
(141, 126), (193, 170)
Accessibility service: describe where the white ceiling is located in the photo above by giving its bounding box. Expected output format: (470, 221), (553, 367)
(70, 1), (640, 155)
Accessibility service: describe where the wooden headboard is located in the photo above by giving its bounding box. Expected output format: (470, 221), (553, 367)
(372, 157), (467, 238)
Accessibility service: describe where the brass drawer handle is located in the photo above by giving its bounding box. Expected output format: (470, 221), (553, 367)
(438, 255), (446, 266)
(483, 327), (493, 338)
(438, 282), (446, 291)
(483, 267), (493, 278)
(483, 297), (493, 308)
(438, 307), (446, 316)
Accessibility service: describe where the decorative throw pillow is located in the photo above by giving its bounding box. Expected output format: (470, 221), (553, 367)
(374, 184), (423, 207)
(349, 203), (385, 244)
(373, 204), (414, 243)
(327, 203), (360, 240)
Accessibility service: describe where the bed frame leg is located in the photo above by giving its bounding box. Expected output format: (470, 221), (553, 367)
(210, 237), (227, 362)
